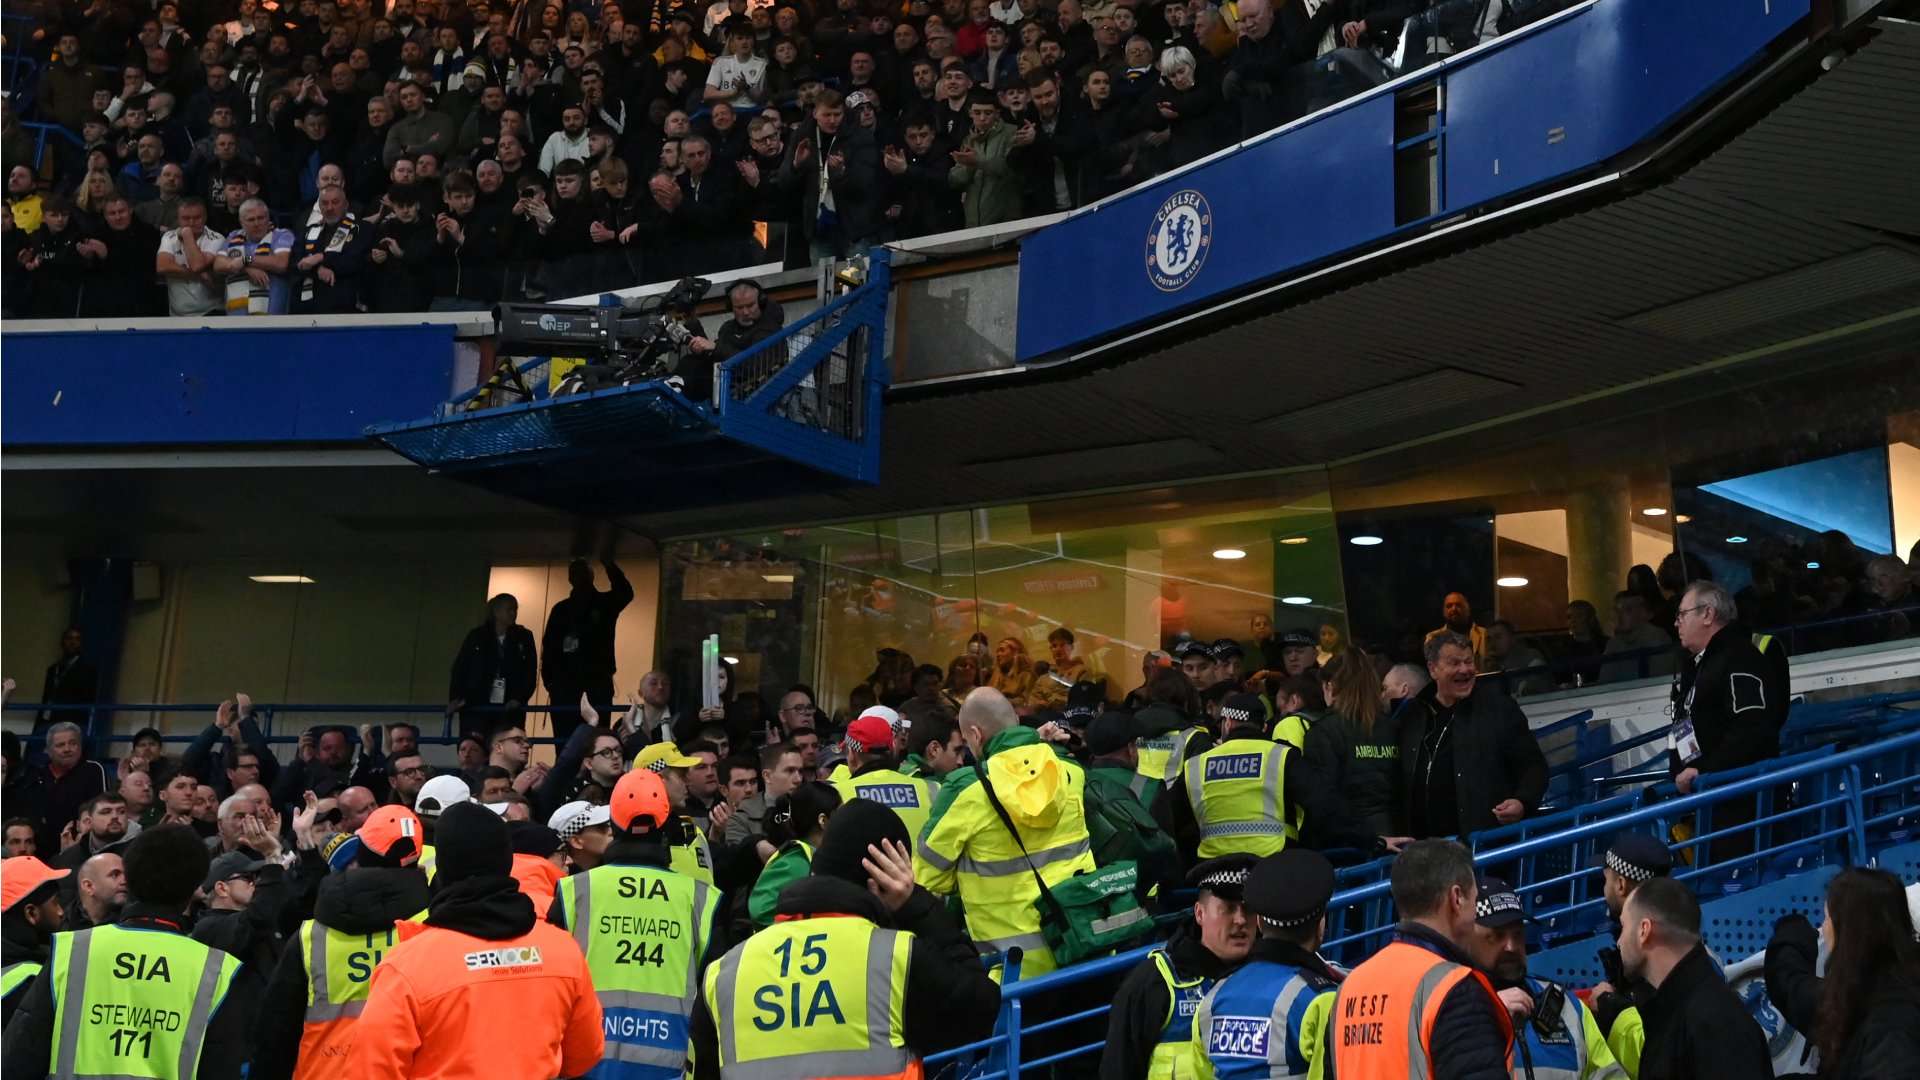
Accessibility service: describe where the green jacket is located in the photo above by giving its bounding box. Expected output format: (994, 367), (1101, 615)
(948, 120), (1022, 228)
(900, 753), (948, 784)
(748, 841), (812, 929)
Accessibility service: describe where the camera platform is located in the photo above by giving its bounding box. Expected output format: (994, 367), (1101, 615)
(366, 253), (893, 516)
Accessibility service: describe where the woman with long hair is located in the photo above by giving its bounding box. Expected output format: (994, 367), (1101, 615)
(985, 637), (1034, 705)
(1765, 866), (1920, 1078)
(747, 781), (842, 929)
(1319, 648), (1402, 838)
(1563, 599), (1608, 686)
(942, 654), (982, 708)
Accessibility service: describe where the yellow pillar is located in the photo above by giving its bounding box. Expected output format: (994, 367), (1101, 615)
(1566, 486), (1631, 610)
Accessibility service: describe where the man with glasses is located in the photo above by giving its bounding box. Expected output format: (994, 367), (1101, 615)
(191, 849), (288, 1065)
(386, 752), (430, 808)
(1669, 581), (1784, 865)
(774, 687), (816, 740)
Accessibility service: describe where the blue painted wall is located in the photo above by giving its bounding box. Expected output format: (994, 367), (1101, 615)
(3, 324), (458, 445)
(1015, 0), (1807, 361)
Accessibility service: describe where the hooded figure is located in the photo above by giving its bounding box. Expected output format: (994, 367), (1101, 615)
(689, 798), (1001, 1080)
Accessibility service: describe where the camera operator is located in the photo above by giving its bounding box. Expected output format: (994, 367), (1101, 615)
(685, 280), (785, 403)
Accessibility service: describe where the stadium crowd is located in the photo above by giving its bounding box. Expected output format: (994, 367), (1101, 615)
(2, 0), (1587, 318)
(4, 551), (1919, 1078)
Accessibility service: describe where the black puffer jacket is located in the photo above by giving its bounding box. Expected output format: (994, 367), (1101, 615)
(1764, 913), (1920, 1080)
(250, 866), (431, 1080)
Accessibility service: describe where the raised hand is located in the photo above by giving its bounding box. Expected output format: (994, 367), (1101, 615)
(862, 838), (916, 912)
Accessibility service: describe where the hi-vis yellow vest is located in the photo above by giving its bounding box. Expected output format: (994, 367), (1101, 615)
(48, 924), (241, 1080)
(703, 915), (917, 1080)
(557, 861), (718, 1079)
(1184, 739), (1297, 858)
(294, 920), (396, 1080)
(1135, 727), (1206, 798)
(831, 768), (934, 842)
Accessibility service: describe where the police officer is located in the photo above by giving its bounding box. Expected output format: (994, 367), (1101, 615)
(1191, 848), (1343, 1080)
(1467, 878), (1624, 1080)
(692, 799), (1001, 1080)
(252, 806), (432, 1080)
(1321, 839), (1513, 1079)
(1210, 640), (1246, 689)
(1176, 639), (1219, 688)
(1588, 833), (1676, 1078)
(1, 856), (67, 1026)
(633, 742), (718, 883)
(830, 713), (935, 840)
(2, 824), (246, 1080)
(1102, 854), (1257, 1080)
(552, 768), (722, 1079)
(1166, 694), (1376, 861)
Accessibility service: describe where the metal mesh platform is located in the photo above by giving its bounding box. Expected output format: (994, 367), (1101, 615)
(367, 252), (893, 515)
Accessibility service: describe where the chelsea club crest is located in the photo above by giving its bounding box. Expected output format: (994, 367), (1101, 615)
(1145, 190), (1212, 292)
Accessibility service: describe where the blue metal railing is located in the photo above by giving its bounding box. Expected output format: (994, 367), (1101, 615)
(922, 727), (1920, 1074)
(716, 248), (892, 483)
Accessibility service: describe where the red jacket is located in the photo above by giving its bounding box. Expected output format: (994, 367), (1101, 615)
(349, 917), (603, 1079)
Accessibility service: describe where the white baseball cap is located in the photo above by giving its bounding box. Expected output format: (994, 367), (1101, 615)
(547, 800), (612, 839)
(414, 774), (472, 817)
(859, 704), (904, 735)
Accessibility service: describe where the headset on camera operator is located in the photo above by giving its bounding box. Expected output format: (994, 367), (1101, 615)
(683, 280), (785, 402)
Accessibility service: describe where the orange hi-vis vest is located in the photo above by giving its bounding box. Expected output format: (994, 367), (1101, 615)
(1329, 939), (1513, 1079)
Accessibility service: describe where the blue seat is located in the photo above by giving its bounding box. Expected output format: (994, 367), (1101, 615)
(1696, 864), (1841, 962)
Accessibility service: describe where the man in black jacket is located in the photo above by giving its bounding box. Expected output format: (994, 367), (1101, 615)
(882, 113), (963, 238)
(686, 281), (786, 403)
(1101, 854), (1255, 1080)
(1617, 877), (1769, 1080)
(776, 88), (883, 260)
(36, 627), (97, 735)
(1668, 580), (1784, 793)
(1399, 631), (1548, 841)
(542, 557), (634, 746)
(449, 593), (539, 726)
(190, 852), (289, 1065)
(688, 798), (1000, 1079)
(1670, 580), (1785, 861)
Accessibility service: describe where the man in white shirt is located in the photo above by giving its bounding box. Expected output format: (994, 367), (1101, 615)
(537, 103), (591, 175)
(154, 197), (230, 315)
(703, 26), (768, 108)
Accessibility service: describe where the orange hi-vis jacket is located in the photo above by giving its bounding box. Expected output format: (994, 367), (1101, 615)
(1328, 938), (1513, 1079)
(348, 915), (605, 1080)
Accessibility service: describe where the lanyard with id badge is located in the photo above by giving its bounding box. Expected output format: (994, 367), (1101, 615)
(1670, 685), (1702, 764)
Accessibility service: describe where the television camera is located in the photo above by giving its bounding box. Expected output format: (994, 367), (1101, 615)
(489, 277), (712, 400)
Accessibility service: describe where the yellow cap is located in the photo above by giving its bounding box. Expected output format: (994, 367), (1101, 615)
(633, 741), (702, 773)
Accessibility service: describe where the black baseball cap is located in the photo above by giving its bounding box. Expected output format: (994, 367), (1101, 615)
(1083, 711), (1140, 756)
(1474, 876), (1533, 928)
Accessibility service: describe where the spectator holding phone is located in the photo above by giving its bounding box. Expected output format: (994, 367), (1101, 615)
(366, 182), (435, 311)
